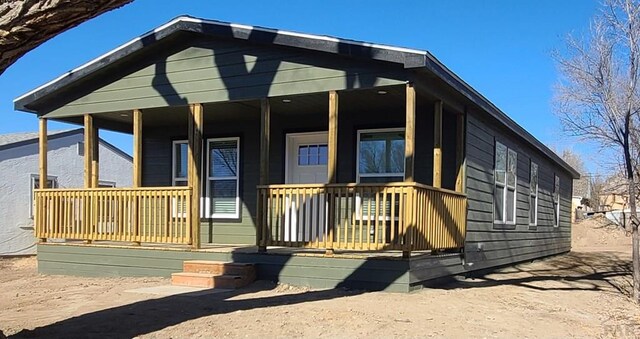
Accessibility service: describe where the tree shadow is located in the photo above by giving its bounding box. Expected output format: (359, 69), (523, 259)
(436, 251), (632, 296)
(9, 281), (362, 338)
(21, 19), (615, 337)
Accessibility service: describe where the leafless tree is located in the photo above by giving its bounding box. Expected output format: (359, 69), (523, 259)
(0, 0), (133, 75)
(554, 0), (640, 302)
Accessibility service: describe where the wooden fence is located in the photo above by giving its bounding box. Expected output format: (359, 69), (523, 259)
(256, 182), (466, 251)
(34, 187), (192, 244)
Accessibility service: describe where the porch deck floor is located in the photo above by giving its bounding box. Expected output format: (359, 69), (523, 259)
(49, 240), (444, 260)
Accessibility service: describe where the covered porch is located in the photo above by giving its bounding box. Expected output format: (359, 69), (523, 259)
(34, 83), (467, 257)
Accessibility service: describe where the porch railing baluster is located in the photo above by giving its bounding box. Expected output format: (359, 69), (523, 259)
(33, 187), (192, 245)
(256, 182), (467, 253)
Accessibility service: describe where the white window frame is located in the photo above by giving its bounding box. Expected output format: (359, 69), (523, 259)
(356, 127), (405, 183)
(529, 161), (538, 226)
(494, 142), (517, 225)
(355, 128), (405, 222)
(172, 140), (188, 186)
(98, 180), (116, 188)
(553, 174), (560, 227)
(30, 174), (58, 219)
(205, 137), (240, 219)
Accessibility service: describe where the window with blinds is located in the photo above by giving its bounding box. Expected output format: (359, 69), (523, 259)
(206, 138), (240, 218)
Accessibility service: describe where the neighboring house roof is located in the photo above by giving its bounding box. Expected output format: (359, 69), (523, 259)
(0, 129), (74, 147)
(0, 128), (133, 162)
(12, 15), (579, 178)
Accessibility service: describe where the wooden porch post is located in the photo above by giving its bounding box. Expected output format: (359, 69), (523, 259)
(132, 109), (142, 245)
(433, 100), (443, 188)
(84, 114), (94, 188)
(403, 83), (416, 258)
(257, 98), (270, 253)
(83, 114), (95, 243)
(455, 112), (466, 193)
(38, 118), (47, 243)
(188, 103), (203, 249)
(326, 90), (339, 256)
(91, 127), (99, 188)
(133, 109), (142, 188)
(404, 84), (415, 182)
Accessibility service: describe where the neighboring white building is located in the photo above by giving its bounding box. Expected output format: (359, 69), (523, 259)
(0, 129), (132, 256)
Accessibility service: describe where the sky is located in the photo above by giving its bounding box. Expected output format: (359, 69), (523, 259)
(0, 0), (602, 172)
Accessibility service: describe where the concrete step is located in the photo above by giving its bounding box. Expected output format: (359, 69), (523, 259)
(170, 272), (252, 289)
(183, 260), (255, 279)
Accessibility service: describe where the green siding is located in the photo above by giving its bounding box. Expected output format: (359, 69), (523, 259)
(141, 97), (459, 246)
(43, 37), (406, 118)
(37, 243), (421, 292)
(463, 111), (572, 269)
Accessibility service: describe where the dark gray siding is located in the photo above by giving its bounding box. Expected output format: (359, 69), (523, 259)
(463, 111), (572, 269)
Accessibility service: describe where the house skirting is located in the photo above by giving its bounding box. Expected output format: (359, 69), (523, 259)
(36, 243), (467, 293)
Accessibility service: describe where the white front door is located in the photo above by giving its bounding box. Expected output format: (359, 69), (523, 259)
(286, 132), (329, 184)
(285, 132), (328, 242)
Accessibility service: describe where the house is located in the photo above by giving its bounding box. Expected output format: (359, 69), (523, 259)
(12, 16), (578, 291)
(0, 129), (132, 256)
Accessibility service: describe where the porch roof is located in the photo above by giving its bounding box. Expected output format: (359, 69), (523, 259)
(12, 16), (580, 179)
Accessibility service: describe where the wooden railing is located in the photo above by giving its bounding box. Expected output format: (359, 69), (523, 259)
(34, 187), (192, 244)
(256, 182), (466, 252)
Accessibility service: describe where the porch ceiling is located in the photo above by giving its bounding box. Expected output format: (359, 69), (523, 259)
(59, 84), (440, 132)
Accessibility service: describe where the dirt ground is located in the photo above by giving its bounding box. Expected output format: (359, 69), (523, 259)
(1, 219), (639, 338)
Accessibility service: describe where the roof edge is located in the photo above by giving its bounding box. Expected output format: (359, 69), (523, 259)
(14, 15), (427, 111)
(422, 52), (581, 179)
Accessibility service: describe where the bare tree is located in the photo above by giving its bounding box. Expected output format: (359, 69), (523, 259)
(0, 0), (133, 75)
(554, 0), (640, 302)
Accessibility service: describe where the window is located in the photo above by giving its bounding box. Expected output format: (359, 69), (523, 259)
(553, 174), (560, 227)
(494, 141), (517, 224)
(77, 142), (84, 156)
(172, 140), (188, 186)
(298, 144), (328, 166)
(30, 174), (58, 218)
(529, 162), (538, 226)
(206, 138), (240, 218)
(357, 128), (405, 183)
(98, 181), (116, 188)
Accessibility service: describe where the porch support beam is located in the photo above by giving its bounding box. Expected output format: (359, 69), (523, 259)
(38, 118), (48, 190)
(455, 112), (466, 193)
(83, 114), (94, 189)
(132, 109), (142, 246)
(328, 91), (339, 184)
(258, 98), (270, 253)
(38, 117), (47, 243)
(259, 99), (270, 186)
(433, 100), (443, 188)
(403, 83), (416, 259)
(326, 90), (339, 256)
(404, 83), (416, 182)
(91, 126), (99, 188)
(83, 114), (97, 244)
(133, 109), (142, 188)
(188, 103), (203, 249)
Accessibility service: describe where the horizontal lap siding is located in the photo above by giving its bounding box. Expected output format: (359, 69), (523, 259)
(464, 112), (572, 269)
(143, 115), (261, 245)
(45, 38), (406, 118)
(37, 244), (412, 292)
